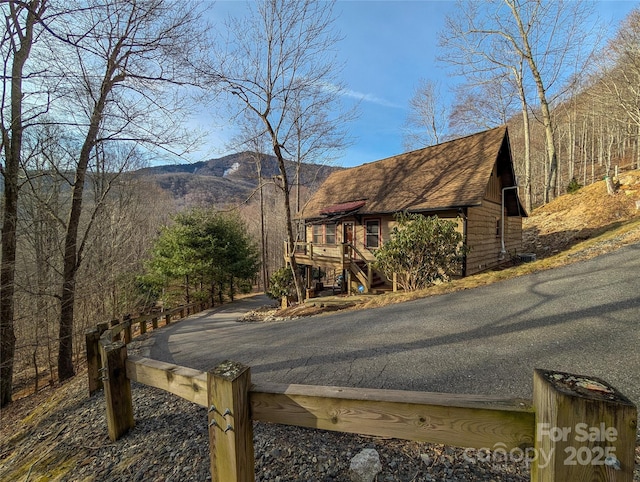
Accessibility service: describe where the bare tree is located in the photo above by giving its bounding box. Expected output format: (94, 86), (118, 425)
(440, 0), (597, 204)
(449, 79), (517, 135)
(16, 125), (68, 393)
(440, 3), (534, 209)
(0, 0), (49, 407)
(231, 123), (274, 293)
(45, 0), (205, 380)
(210, 0), (351, 302)
(598, 8), (640, 160)
(403, 79), (449, 150)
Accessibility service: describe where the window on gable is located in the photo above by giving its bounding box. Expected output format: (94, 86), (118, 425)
(365, 220), (380, 248)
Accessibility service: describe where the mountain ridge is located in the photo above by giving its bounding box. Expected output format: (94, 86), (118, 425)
(134, 151), (342, 206)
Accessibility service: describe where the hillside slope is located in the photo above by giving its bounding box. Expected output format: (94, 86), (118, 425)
(134, 151), (341, 207)
(523, 170), (640, 257)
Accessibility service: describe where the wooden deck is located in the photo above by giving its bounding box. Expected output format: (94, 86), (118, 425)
(288, 242), (357, 270)
(285, 242), (388, 294)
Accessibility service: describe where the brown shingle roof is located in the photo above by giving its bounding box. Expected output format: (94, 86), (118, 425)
(301, 126), (515, 219)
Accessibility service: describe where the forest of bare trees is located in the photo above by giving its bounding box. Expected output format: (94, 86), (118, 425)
(408, 2), (640, 211)
(0, 0), (206, 405)
(3, 0), (640, 407)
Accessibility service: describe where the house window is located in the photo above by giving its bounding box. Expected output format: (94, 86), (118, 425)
(312, 223), (337, 244)
(365, 220), (380, 248)
(325, 224), (336, 244)
(312, 224), (323, 244)
(495, 218), (501, 237)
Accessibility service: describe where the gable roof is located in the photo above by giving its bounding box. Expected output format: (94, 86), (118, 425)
(300, 126), (525, 220)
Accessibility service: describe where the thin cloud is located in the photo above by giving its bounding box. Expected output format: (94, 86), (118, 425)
(321, 81), (404, 109)
(340, 87), (404, 109)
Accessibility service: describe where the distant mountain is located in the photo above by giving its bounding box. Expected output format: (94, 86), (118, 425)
(133, 152), (342, 207)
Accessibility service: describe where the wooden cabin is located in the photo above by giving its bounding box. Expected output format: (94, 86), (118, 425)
(288, 126), (527, 294)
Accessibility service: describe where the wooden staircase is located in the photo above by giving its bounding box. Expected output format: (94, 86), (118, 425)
(349, 260), (387, 293)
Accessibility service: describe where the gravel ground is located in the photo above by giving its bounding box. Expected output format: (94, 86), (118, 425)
(1, 371), (532, 482)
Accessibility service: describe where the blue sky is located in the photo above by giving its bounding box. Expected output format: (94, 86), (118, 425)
(178, 0), (639, 169)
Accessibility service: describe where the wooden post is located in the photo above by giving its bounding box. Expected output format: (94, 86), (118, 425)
(152, 316), (159, 330)
(110, 318), (120, 341)
(85, 322), (109, 395)
(207, 361), (254, 482)
(139, 316), (147, 335)
(532, 369), (636, 482)
(123, 314), (132, 344)
(165, 312), (171, 325)
(100, 341), (134, 441)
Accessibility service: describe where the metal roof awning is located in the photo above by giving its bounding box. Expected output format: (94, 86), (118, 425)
(320, 200), (366, 216)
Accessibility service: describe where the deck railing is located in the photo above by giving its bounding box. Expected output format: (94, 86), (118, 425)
(285, 241), (376, 292)
(286, 241), (355, 264)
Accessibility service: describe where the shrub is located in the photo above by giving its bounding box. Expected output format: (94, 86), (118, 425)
(374, 212), (466, 291)
(567, 177), (582, 194)
(266, 267), (295, 300)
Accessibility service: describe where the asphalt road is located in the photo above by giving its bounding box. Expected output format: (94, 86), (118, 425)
(149, 243), (640, 404)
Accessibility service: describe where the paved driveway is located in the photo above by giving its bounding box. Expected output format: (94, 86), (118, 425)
(149, 243), (640, 404)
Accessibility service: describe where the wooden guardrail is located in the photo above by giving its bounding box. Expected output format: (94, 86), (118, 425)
(86, 331), (637, 482)
(85, 301), (208, 395)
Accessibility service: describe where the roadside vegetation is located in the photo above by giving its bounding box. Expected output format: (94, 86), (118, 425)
(140, 208), (260, 307)
(374, 213), (466, 291)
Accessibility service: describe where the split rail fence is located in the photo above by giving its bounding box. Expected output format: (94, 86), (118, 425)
(86, 313), (637, 482)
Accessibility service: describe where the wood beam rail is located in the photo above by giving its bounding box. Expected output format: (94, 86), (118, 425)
(118, 355), (636, 482)
(86, 301), (208, 396)
(92, 327), (636, 482)
(125, 355), (533, 450)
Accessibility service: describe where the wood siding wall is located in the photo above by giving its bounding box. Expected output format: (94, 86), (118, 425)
(305, 203), (522, 278)
(305, 216), (394, 263)
(465, 201), (522, 276)
(305, 211), (463, 264)
(485, 164), (502, 204)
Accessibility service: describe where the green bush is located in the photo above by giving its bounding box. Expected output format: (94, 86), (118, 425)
(266, 267), (295, 300)
(567, 177), (582, 194)
(374, 212), (466, 291)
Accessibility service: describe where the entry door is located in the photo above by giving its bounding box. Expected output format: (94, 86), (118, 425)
(343, 222), (354, 258)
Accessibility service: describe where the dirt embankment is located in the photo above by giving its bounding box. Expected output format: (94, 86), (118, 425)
(523, 170), (640, 257)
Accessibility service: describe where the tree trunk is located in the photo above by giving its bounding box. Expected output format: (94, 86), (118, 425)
(507, 0), (558, 203)
(257, 159), (268, 292)
(0, 151), (18, 405)
(58, 93), (112, 381)
(514, 64), (532, 213)
(271, 143), (304, 303)
(58, 169), (85, 381)
(0, 0), (41, 406)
